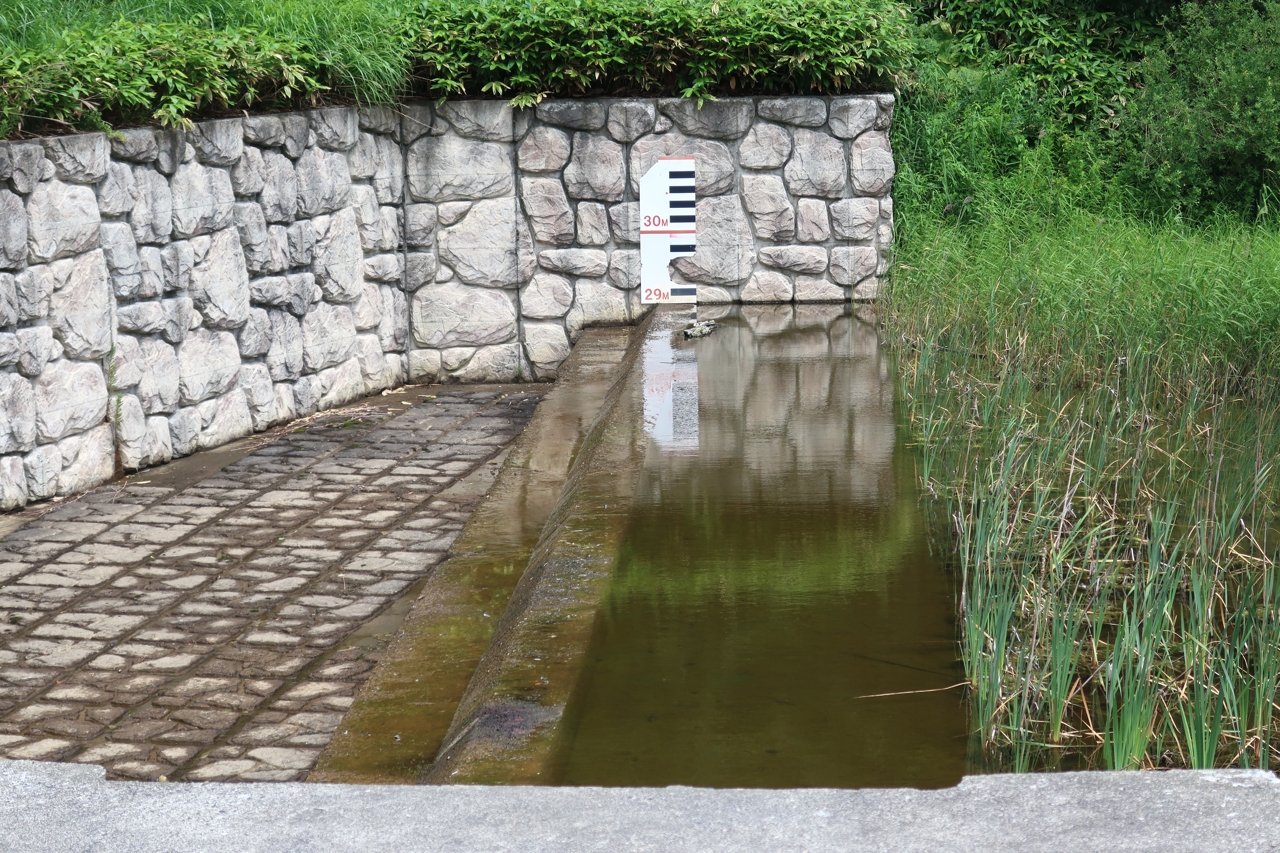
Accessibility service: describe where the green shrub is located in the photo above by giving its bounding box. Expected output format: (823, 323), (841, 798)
(0, 0), (914, 136)
(414, 0), (911, 104)
(915, 0), (1158, 125)
(900, 0), (1280, 225)
(1120, 0), (1280, 218)
(892, 59), (1115, 234)
(893, 63), (1048, 219)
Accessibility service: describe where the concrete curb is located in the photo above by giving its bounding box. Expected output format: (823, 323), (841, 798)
(3, 760), (1279, 852)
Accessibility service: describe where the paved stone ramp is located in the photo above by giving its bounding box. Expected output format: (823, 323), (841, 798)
(0, 386), (544, 782)
(3, 760), (1279, 852)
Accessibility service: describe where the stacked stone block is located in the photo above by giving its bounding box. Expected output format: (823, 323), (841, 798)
(397, 96), (893, 382)
(401, 102), (533, 385)
(0, 95), (895, 509)
(2, 134), (115, 512)
(0, 108), (412, 511)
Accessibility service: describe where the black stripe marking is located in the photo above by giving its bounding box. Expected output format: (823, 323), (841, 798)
(669, 171), (694, 179)
(670, 244), (696, 253)
(669, 200), (695, 208)
(670, 215), (696, 223)
(671, 287), (697, 296)
(668, 185), (696, 193)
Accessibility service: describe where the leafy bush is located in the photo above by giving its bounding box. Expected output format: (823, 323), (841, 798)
(905, 0), (1280, 221)
(893, 63), (1046, 219)
(915, 0), (1160, 125)
(1120, 0), (1280, 217)
(0, 0), (913, 136)
(414, 0), (912, 104)
(891, 59), (1114, 236)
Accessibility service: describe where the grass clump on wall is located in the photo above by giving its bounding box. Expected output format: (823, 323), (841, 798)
(0, 0), (912, 137)
(0, 20), (321, 134)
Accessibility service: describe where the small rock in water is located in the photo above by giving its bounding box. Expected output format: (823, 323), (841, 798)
(683, 319), (718, 339)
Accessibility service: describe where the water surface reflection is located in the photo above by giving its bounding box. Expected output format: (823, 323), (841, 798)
(553, 305), (968, 788)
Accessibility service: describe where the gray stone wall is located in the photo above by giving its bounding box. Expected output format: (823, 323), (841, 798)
(0, 95), (894, 509)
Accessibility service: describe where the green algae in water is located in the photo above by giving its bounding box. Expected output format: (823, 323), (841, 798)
(550, 306), (968, 788)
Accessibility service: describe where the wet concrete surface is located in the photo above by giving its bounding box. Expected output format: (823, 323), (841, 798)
(0, 384), (545, 782)
(422, 315), (658, 784)
(313, 329), (638, 783)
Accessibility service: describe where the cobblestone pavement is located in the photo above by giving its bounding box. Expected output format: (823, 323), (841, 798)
(0, 385), (544, 782)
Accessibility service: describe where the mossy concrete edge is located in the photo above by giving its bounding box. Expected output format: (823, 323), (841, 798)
(311, 323), (645, 783)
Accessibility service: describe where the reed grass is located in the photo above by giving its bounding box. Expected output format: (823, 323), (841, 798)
(888, 198), (1280, 769)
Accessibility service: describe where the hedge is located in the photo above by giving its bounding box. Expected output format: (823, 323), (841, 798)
(0, 0), (912, 137)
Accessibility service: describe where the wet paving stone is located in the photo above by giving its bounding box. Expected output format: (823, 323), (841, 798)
(0, 386), (545, 782)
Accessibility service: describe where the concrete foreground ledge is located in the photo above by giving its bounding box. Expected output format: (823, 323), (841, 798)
(3, 760), (1279, 852)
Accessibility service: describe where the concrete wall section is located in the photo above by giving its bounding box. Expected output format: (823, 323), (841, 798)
(0, 96), (895, 509)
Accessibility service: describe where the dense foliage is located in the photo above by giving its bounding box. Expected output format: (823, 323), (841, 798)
(909, 0), (1280, 218)
(917, 0), (1161, 125)
(415, 0), (909, 105)
(893, 0), (1280, 772)
(0, 0), (911, 136)
(1121, 0), (1280, 217)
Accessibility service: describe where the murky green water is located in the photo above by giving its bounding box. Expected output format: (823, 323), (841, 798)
(551, 305), (968, 788)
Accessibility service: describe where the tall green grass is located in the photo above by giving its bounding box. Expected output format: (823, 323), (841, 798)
(889, 57), (1280, 771)
(895, 204), (1280, 382)
(891, 261), (1280, 768)
(0, 0), (417, 100)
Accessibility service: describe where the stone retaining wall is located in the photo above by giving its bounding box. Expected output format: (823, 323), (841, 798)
(0, 95), (895, 509)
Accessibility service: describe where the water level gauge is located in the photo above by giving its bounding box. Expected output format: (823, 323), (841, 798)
(639, 157), (697, 304)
